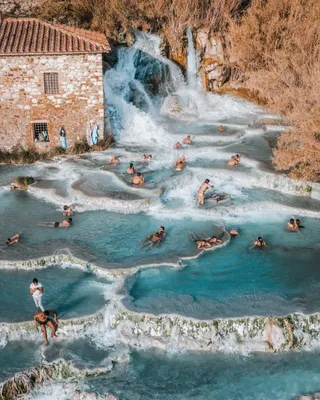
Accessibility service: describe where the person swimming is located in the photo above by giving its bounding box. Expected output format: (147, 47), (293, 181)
(229, 228), (240, 237)
(127, 163), (136, 174)
(174, 142), (182, 149)
(107, 156), (120, 165)
(147, 154), (153, 161)
(183, 135), (192, 145)
(197, 179), (213, 205)
(253, 236), (266, 248)
(6, 233), (20, 246)
(132, 172), (145, 185)
(175, 155), (186, 170)
(141, 154), (148, 163)
(142, 226), (166, 248)
(219, 125), (224, 132)
(39, 218), (72, 228)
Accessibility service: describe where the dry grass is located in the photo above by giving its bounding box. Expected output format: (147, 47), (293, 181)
(229, 0), (320, 180)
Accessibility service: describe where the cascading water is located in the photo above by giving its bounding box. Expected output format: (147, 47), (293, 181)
(0, 27), (320, 400)
(186, 27), (200, 89)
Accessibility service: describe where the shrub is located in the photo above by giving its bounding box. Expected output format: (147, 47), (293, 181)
(229, 0), (320, 180)
(14, 176), (35, 189)
(69, 140), (91, 154)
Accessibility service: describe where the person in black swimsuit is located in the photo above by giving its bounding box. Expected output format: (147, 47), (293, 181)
(39, 218), (72, 228)
(34, 310), (59, 346)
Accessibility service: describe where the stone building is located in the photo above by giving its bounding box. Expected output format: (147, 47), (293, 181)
(0, 17), (110, 151)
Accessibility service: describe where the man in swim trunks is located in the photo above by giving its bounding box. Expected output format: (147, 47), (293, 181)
(5, 233), (20, 246)
(127, 163), (136, 174)
(197, 179), (213, 205)
(183, 135), (192, 145)
(253, 236), (266, 248)
(63, 203), (77, 217)
(174, 142), (182, 149)
(34, 309), (59, 346)
(30, 278), (44, 311)
(175, 155), (186, 170)
(132, 172), (145, 185)
(39, 218), (72, 228)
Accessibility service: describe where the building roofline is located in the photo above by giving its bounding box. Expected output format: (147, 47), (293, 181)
(0, 17), (110, 56)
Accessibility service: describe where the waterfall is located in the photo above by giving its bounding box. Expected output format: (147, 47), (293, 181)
(186, 27), (199, 89)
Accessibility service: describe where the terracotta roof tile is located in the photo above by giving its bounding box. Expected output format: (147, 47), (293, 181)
(0, 18), (110, 55)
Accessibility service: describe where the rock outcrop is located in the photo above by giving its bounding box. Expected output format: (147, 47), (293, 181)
(196, 29), (231, 91)
(111, 309), (320, 353)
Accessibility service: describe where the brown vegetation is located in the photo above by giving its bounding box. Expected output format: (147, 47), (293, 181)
(38, 0), (320, 180)
(229, 0), (320, 180)
(0, 135), (113, 164)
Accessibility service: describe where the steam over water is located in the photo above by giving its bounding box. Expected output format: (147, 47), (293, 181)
(1, 31), (320, 399)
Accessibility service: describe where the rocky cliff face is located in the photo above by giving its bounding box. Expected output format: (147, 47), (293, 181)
(0, 0), (45, 17)
(195, 29), (232, 92)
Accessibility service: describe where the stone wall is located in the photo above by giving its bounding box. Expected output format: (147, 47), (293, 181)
(0, 0), (45, 16)
(0, 53), (105, 151)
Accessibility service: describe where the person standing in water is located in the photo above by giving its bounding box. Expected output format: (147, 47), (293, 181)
(132, 172), (145, 185)
(127, 163), (136, 174)
(34, 310), (59, 346)
(253, 236), (267, 248)
(197, 179), (213, 205)
(30, 278), (44, 311)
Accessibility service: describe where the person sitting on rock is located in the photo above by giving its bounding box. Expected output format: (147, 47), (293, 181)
(132, 172), (145, 185)
(183, 135), (192, 145)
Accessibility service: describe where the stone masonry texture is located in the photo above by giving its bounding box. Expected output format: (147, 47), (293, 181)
(0, 53), (105, 151)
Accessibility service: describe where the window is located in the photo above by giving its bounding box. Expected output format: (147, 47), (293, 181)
(44, 72), (59, 94)
(33, 122), (49, 142)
